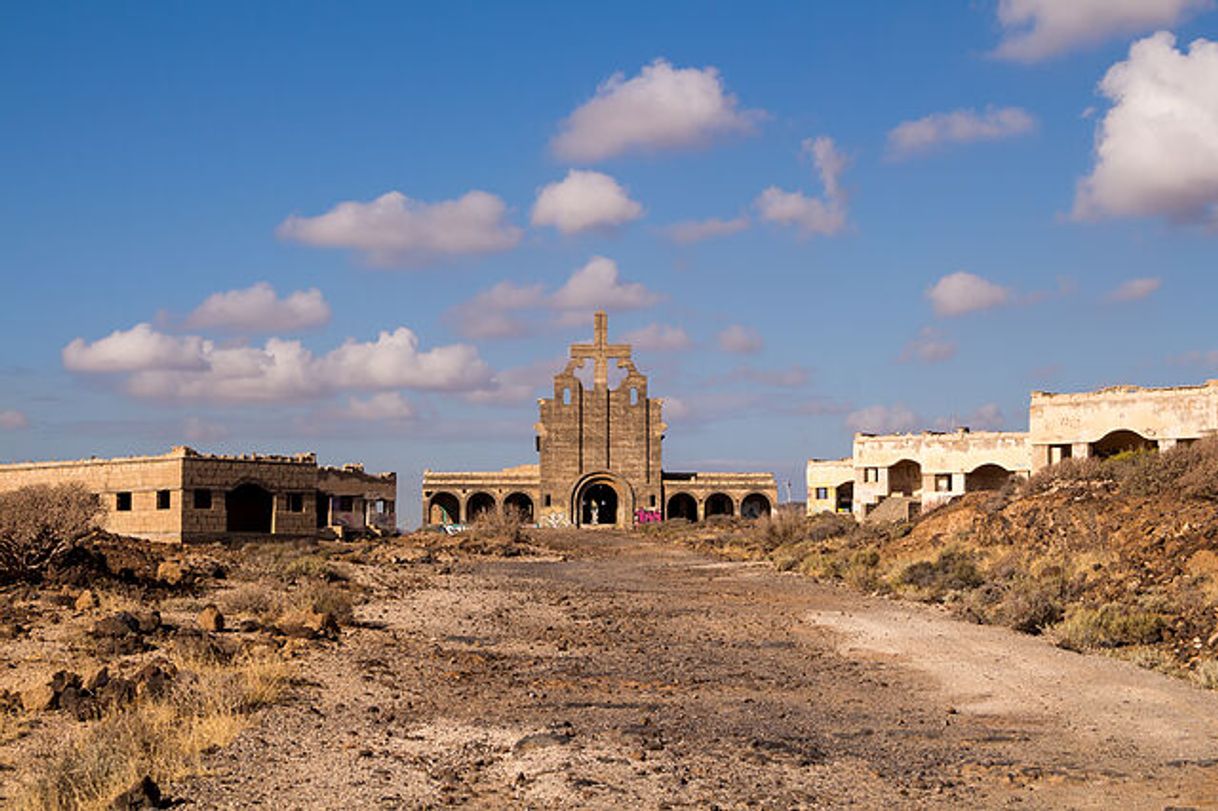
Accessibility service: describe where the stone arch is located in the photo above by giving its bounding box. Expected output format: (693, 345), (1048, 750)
(429, 492), (460, 525)
(965, 464), (1013, 492)
(740, 493), (772, 519)
(466, 492), (496, 522)
(226, 482), (274, 533)
(705, 493), (734, 518)
(666, 492), (697, 522)
(888, 459), (922, 497)
(570, 472), (633, 528)
(1091, 429), (1157, 459)
(504, 492), (535, 523)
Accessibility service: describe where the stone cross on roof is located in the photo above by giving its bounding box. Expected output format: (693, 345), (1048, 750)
(569, 311), (632, 389)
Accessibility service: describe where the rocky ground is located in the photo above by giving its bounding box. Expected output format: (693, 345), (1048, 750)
(161, 529), (1218, 809)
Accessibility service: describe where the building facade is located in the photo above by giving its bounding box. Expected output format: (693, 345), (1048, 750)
(0, 446), (396, 543)
(422, 312), (778, 528)
(808, 380), (1218, 520)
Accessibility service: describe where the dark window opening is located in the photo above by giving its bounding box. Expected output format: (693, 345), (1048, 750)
(287, 493), (304, 513)
(383, 500), (395, 514)
(815, 487), (829, 500)
(156, 490), (171, 510)
(193, 489), (212, 509)
(544, 494), (552, 507)
(649, 494), (656, 508)
(338, 495), (354, 512)
(116, 492), (132, 512)
(934, 474), (953, 492)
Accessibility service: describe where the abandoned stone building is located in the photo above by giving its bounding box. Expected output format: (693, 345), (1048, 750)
(422, 311), (778, 528)
(808, 380), (1218, 520)
(0, 446), (397, 543)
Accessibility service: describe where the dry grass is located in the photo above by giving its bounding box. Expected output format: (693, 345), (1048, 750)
(8, 651), (290, 810)
(1050, 603), (1164, 652)
(1193, 659), (1218, 690)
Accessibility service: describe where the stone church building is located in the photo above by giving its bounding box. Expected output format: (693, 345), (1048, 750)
(422, 312), (778, 528)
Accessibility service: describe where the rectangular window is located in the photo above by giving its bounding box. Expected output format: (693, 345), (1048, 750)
(193, 489), (212, 509)
(815, 487), (829, 500)
(116, 491), (132, 511)
(935, 474), (953, 492)
(864, 467), (879, 483)
(1050, 444), (1072, 464)
(383, 500), (395, 514)
(544, 494), (552, 507)
(156, 490), (171, 510)
(338, 495), (354, 512)
(286, 493), (304, 513)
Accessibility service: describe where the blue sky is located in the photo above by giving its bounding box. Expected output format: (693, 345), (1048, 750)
(3, 2), (1218, 523)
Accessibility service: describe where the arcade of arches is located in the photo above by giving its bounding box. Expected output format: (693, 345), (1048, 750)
(422, 311), (779, 528)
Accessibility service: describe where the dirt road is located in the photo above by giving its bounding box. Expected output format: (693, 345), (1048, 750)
(185, 531), (1218, 809)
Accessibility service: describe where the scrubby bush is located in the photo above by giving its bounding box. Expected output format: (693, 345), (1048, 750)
(468, 507), (530, 545)
(993, 577), (1066, 634)
(1052, 603), (1163, 651)
(0, 483), (102, 582)
(1194, 659), (1218, 690)
(897, 549), (983, 597)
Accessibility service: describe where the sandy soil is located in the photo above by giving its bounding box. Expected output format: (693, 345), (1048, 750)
(181, 530), (1218, 809)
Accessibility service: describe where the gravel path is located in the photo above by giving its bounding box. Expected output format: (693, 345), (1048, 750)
(183, 531), (1218, 809)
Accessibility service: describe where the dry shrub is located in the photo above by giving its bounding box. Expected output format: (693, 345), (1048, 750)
(293, 582), (356, 625)
(992, 577), (1066, 634)
(1051, 603), (1163, 651)
(896, 549), (983, 598)
(469, 508), (529, 545)
(10, 651), (289, 811)
(219, 583), (285, 624)
(1193, 659), (1218, 690)
(1021, 457), (1115, 497)
(0, 483), (102, 582)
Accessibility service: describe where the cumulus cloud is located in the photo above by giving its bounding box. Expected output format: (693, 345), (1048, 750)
(551, 256), (662, 321)
(755, 137), (848, 236)
(447, 280), (546, 340)
(185, 282), (331, 333)
(341, 392), (415, 421)
(933, 403), (1007, 432)
(993, 0), (1211, 62)
(1107, 276), (1162, 301)
(64, 324), (491, 404)
(465, 358), (564, 406)
(1073, 33), (1218, 226)
(898, 327), (958, 364)
(846, 404), (920, 434)
(622, 323), (692, 351)
(63, 323), (210, 373)
(662, 216), (749, 244)
(551, 59), (760, 162)
(276, 190), (522, 267)
(717, 324), (763, 354)
(531, 170), (643, 234)
(926, 272), (1013, 317)
(0, 410), (29, 430)
(887, 107), (1036, 160)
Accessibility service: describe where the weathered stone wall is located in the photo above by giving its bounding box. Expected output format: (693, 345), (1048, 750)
(180, 453), (318, 541)
(661, 472), (779, 521)
(805, 459), (854, 516)
(1029, 381), (1218, 470)
(318, 465), (397, 532)
(422, 466), (541, 525)
(0, 451), (186, 542)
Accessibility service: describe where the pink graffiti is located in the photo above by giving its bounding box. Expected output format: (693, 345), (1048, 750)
(634, 508), (663, 525)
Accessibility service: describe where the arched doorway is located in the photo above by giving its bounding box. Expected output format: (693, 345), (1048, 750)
(667, 492), (697, 522)
(966, 464), (1013, 492)
(429, 492), (460, 525)
(705, 493), (734, 518)
(504, 492), (535, 523)
(836, 481), (854, 513)
(579, 483), (618, 526)
(467, 492), (496, 522)
(1091, 429), (1157, 459)
(888, 459), (922, 496)
(226, 483), (273, 533)
(741, 493), (772, 519)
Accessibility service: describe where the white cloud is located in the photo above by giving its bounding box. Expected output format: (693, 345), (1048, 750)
(755, 137), (848, 236)
(551, 59), (760, 162)
(182, 416), (229, 443)
(550, 256), (662, 319)
(63, 323), (210, 373)
(933, 403), (1007, 432)
(926, 272), (1013, 317)
(341, 392), (415, 421)
(0, 410), (29, 430)
(846, 404), (920, 434)
(465, 358), (564, 406)
(531, 170), (643, 234)
(887, 107), (1036, 160)
(993, 0), (1211, 62)
(276, 190), (522, 267)
(1073, 33), (1218, 226)
(898, 327), (958, 364)
(622, 323), (692, 351)
(64, 325), (491, 404)
(446, 280), (546, 340)
(185, 282), (331, 332)
(1108, 276), (1162, 301)
(662, 216), (750, 244)
(717, 324), (763, 354)
(662, 396), (691, 421)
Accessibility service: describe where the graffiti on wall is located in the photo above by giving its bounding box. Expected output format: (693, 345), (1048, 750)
(634, 508), (662, 525)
